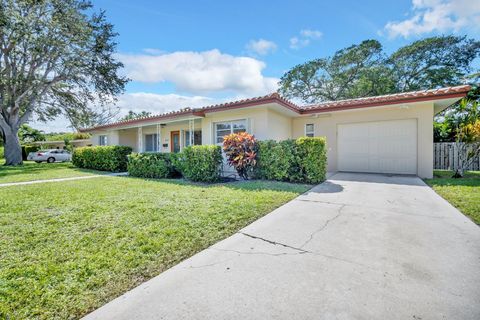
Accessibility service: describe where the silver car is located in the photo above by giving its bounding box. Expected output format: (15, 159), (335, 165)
(27, 149), (72, 163)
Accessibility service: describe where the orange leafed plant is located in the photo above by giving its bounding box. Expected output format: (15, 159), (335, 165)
(222, 132), (258, 179)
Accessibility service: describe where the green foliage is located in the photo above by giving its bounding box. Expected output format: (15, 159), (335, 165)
(120, 110), (153, 121)
(21, 145), (41, 160)
(18, 124), (45, 143)
(180, 145), (223, 182)
(256, 137), (327, 184)
(127, 153), (176, 179)
(255, 140), (296, 181)
(279, 36), (480, 103)
(45, 132), (91, 141)
(223, 132), (258, 179)
(295, 137), (327, 183)
(72, 146), (132, 172)
(0, 146), (4, 159)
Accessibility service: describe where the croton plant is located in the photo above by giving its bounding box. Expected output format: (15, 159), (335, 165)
(222, 132), (258, 179)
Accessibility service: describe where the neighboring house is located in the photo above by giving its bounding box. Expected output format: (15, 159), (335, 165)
(31, 139), (92, 149)
(82, 85), (471, 178)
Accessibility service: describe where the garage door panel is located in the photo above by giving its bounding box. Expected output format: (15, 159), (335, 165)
(338, 119), (417, 175)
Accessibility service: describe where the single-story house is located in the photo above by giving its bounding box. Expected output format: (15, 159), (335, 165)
(82, 85), (471, 178)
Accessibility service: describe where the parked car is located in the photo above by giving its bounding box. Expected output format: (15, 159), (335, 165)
(27, 149), (72, 163)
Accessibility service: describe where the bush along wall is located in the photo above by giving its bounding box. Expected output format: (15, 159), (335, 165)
(72, 146), (132, 172)
(127, 153), (176, 179)
(21, 145), (41, 160)
(255, 137), (327, 184)
(179, 145), (223, 182)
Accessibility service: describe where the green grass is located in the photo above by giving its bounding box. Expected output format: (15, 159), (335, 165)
(425, 170), (480, 225)
(0, 176), (311, 319)
(0, 160), (103, 184)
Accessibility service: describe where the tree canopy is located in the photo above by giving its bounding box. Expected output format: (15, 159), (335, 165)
(120, 110), (152, 121)
(0, 0), (128, 165)
(279, 36), (480, 103)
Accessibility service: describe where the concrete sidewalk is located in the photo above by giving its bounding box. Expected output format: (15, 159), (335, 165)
(83, 172), (480, 320)
(0, 172), (127, 187)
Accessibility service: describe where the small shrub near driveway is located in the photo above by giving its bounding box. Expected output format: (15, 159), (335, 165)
(296, 137), (328, 183)
(223, 132), (258, 179)
(72, 146), (132, 172)
(179, 145), (223, 182)
(256, 137), (327, 184)
(127, 153), (176, 179)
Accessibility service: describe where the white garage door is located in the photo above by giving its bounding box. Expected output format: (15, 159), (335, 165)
(337, 119), (417, 174)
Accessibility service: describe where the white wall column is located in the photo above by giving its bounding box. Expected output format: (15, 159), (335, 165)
(188, 119), (195, 145)
(137, 127), (143, 153)
(180, 130), (185, 151)
(156, 124), (161, 152)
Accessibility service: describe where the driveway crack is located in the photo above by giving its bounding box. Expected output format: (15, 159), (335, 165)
(300, 204), (346, 249)
(239, 232), (309, 253)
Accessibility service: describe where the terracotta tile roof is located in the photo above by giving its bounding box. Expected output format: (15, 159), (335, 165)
(82, 85), (470, 131)
(300, 85), (471, 113)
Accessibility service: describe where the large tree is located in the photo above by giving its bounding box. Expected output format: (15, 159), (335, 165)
(0, 0), (128, 165)
(279, 36), (480, 103)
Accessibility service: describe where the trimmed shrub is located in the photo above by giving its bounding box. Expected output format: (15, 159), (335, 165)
(72, 146), (132, 172)
(181, 145), (222, 182)
(223, 132), (258, 179)
(255, 137), (327, 184)
(127, 153), (175, 179)
(22, 145), (41, 160)
(296, 137), (327, 183)
(0, 146), (4, 159)
(255, 140), (294, 181)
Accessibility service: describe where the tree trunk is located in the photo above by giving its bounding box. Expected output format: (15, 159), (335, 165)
(3, 126), (23, 166)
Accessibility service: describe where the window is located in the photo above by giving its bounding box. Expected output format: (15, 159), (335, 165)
(99, 135), (107, 146)
(185, 131), (202, 147)
(305, 124), (315, 137)
(215, 120), (247, 144)
(145, 134), (159, 152)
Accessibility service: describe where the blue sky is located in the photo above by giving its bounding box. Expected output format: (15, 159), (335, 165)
(43, 0), (480, 131)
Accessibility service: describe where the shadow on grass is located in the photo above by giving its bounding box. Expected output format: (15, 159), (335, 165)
(119, 174), (314, 193)
(426, 170), (480, 188)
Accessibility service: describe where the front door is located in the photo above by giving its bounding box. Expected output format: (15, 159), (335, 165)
(171, 131), (180, 153)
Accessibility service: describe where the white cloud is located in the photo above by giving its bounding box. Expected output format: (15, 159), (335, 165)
(117, 49), (279, 95)
(245, 39), (277, 56)
(300, 29), (323, 39)
(289, 29), (323, 49)
(384, 0), (480, 38)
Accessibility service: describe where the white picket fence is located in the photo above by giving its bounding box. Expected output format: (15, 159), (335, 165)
(434, 142), (480, 171)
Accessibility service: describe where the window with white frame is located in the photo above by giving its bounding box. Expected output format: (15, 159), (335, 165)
(185, 131), (202, 147)
(145, 134), (159, 152)
(99, 135), (107, 146)
(305, 124), (315, 137)
(215, 120), (247, 144)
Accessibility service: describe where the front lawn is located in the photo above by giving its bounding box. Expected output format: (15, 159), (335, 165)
(425, 170), (480, 225)
(0, 176), (310, 319)
(0, 160), (103, 184)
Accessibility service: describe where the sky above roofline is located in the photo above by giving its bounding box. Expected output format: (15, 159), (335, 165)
(36, 0), (480, 132)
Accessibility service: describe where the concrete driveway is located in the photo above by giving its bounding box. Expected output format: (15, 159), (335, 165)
(84, 173), (480, 320)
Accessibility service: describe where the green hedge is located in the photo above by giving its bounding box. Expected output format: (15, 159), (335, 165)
(22, 145), (41, 160)
(127, 153), (176, 179)
(256, 137), (327, 184)
(178, 145), (223, 182)
(0, 146), (4, 159)
(72, 146), (132, 172)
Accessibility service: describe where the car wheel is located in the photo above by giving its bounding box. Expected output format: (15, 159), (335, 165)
(35, 161), (42, 164)
(47, 157), (55, 163)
